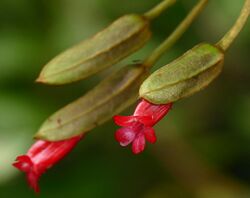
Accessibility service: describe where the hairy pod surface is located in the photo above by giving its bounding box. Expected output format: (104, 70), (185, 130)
(37, 14), (151, 85)
(139, 43), (225, 104)
(35, 65), (148, 141)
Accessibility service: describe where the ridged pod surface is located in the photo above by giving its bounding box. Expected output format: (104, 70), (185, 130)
(35, 64), (148, 141)
(139, 43), (225, 104)
(37, 14), (151, 85)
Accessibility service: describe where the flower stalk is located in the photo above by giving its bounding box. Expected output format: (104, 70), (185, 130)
(144, 0), (176, 20)
(217, 0), (250, 51)
(143, 0), (209, 67)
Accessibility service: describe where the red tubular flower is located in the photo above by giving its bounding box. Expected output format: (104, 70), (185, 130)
(113, 99), (172, 154)
(13, 135), (82, 193)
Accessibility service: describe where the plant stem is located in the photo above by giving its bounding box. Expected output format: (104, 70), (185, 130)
(216, 0), (250, 51)
(144, 0), (176, 20)
(143, 0), (209, 68)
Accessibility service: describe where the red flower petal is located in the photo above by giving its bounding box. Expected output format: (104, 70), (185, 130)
(150, 103), (172, 124)
(144, 127), (157, 143)
(113, 115), (136, 127)
(30, 136), (81, 170)
(132, 134), (146, 154)
(13, 135), (82, 192)
(134, 99), (172, 124)
(134, 99), (152, 116)
(113, 99), (173, 154)
(136, 116), (155, 126)
(27, 141), (50, 158)
(13, 155), (33, 173)
(13, 155), (40, 193)
(27, 171), (40, 193)
(115, 127), (135, 146)
(114, 115), (154, 127)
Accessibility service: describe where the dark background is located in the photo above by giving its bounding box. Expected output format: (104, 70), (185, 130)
(0, 0), (249, 197)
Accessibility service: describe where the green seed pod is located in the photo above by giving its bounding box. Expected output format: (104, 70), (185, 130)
(139, 43), (225, 104)
(35, 64), (148, 141)
(37, 14), (151, 85)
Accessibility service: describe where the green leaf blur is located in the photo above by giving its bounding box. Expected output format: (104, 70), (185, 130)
(0, 0), (250, 197)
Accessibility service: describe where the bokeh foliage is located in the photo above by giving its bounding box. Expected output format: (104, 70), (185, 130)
(0, 0), (249, 197)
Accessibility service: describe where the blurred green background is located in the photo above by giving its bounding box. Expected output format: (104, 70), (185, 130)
(0, 0), (250, 197)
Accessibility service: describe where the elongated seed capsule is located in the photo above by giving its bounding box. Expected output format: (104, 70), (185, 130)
(36, 14), (151, 85)
(35, 64), (148, 141)
(139, 43), (224, 104)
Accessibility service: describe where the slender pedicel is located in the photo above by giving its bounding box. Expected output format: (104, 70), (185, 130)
(144, 0), (176, 20)
(143, 0), (209, 67)
(217, 0), (250, 51)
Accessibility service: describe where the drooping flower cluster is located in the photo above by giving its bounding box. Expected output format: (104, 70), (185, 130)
(13, 99), (172, 192)
(13, 135), (82, 192)
(113, 99), (172, 154)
